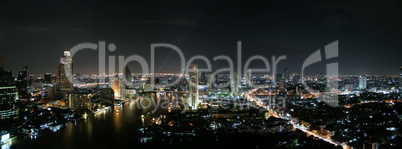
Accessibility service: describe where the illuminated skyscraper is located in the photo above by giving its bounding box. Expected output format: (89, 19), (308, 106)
(0, 57), (18, 104)
(188, 64), (199, 110)
(245, 69), (252, 86)
(56, 50), (73, 89)
(231, 69), (239, 93)
(0, 104), (20, 139)
(207, 72), (212, 91)
(111, 73), (126, 100)
(111, 73), (120, 99)
(359, 75), (367, 89)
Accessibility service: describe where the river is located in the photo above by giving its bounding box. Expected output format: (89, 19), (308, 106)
(8, 92), (182, 149)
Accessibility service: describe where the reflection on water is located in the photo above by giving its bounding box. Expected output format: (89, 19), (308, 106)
(10, 93), (185, 149)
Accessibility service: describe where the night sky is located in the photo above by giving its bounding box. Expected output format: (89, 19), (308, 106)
(0, 0), (401, 75)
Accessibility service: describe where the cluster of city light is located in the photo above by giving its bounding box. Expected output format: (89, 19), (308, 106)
(292, 123), (349, 149)
(245, 87), (350, 149)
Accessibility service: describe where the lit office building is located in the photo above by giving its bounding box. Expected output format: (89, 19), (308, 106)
(188, 64), (199, 110)
(67, 91), (93, 110)
(231, 69), (239, 93)
(207, 72), (212, 91)
(111, 77), (120, 99)
(0, 86), (18, 104)
(111, 73), (126, 100)
(0, 56), (20, 137)
(359, 75), (367, 89)
(0, 104), (21, 139)
(56, 50), (73, 90)
(245, 69), (252, 86)
(0, 57), (18, 104)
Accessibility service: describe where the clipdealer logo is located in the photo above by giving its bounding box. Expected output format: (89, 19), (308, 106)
(301, 40), (339, 107)
(65, 41), (287, 88)
(64, 40), (339, 111)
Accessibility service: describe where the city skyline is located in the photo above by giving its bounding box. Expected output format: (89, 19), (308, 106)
(1, 42), (401, 76)
(1, 1), (402, 149)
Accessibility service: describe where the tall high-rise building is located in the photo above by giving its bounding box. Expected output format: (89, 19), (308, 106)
(207, 72), (212, 91)
(67, 91), (93, 110)
(245, 69), (252, 86)
(43, 73), (52, 86)
(1, 62), (22, 139)
(111, 73), (120, 99)
(0, 103), (20, 139)
(188, 64), (199, 110)
(16, 66), (28, 95)
(231, 69), (239, 93)
(359, 75), (367, 89)
(56, 50), (73, 89)
(0, 57), (18, 104)
(110, 73), (126, 100)
(0, 83), (18, 104)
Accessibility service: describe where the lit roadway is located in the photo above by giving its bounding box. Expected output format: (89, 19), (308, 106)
(245, 88), (350, 149)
